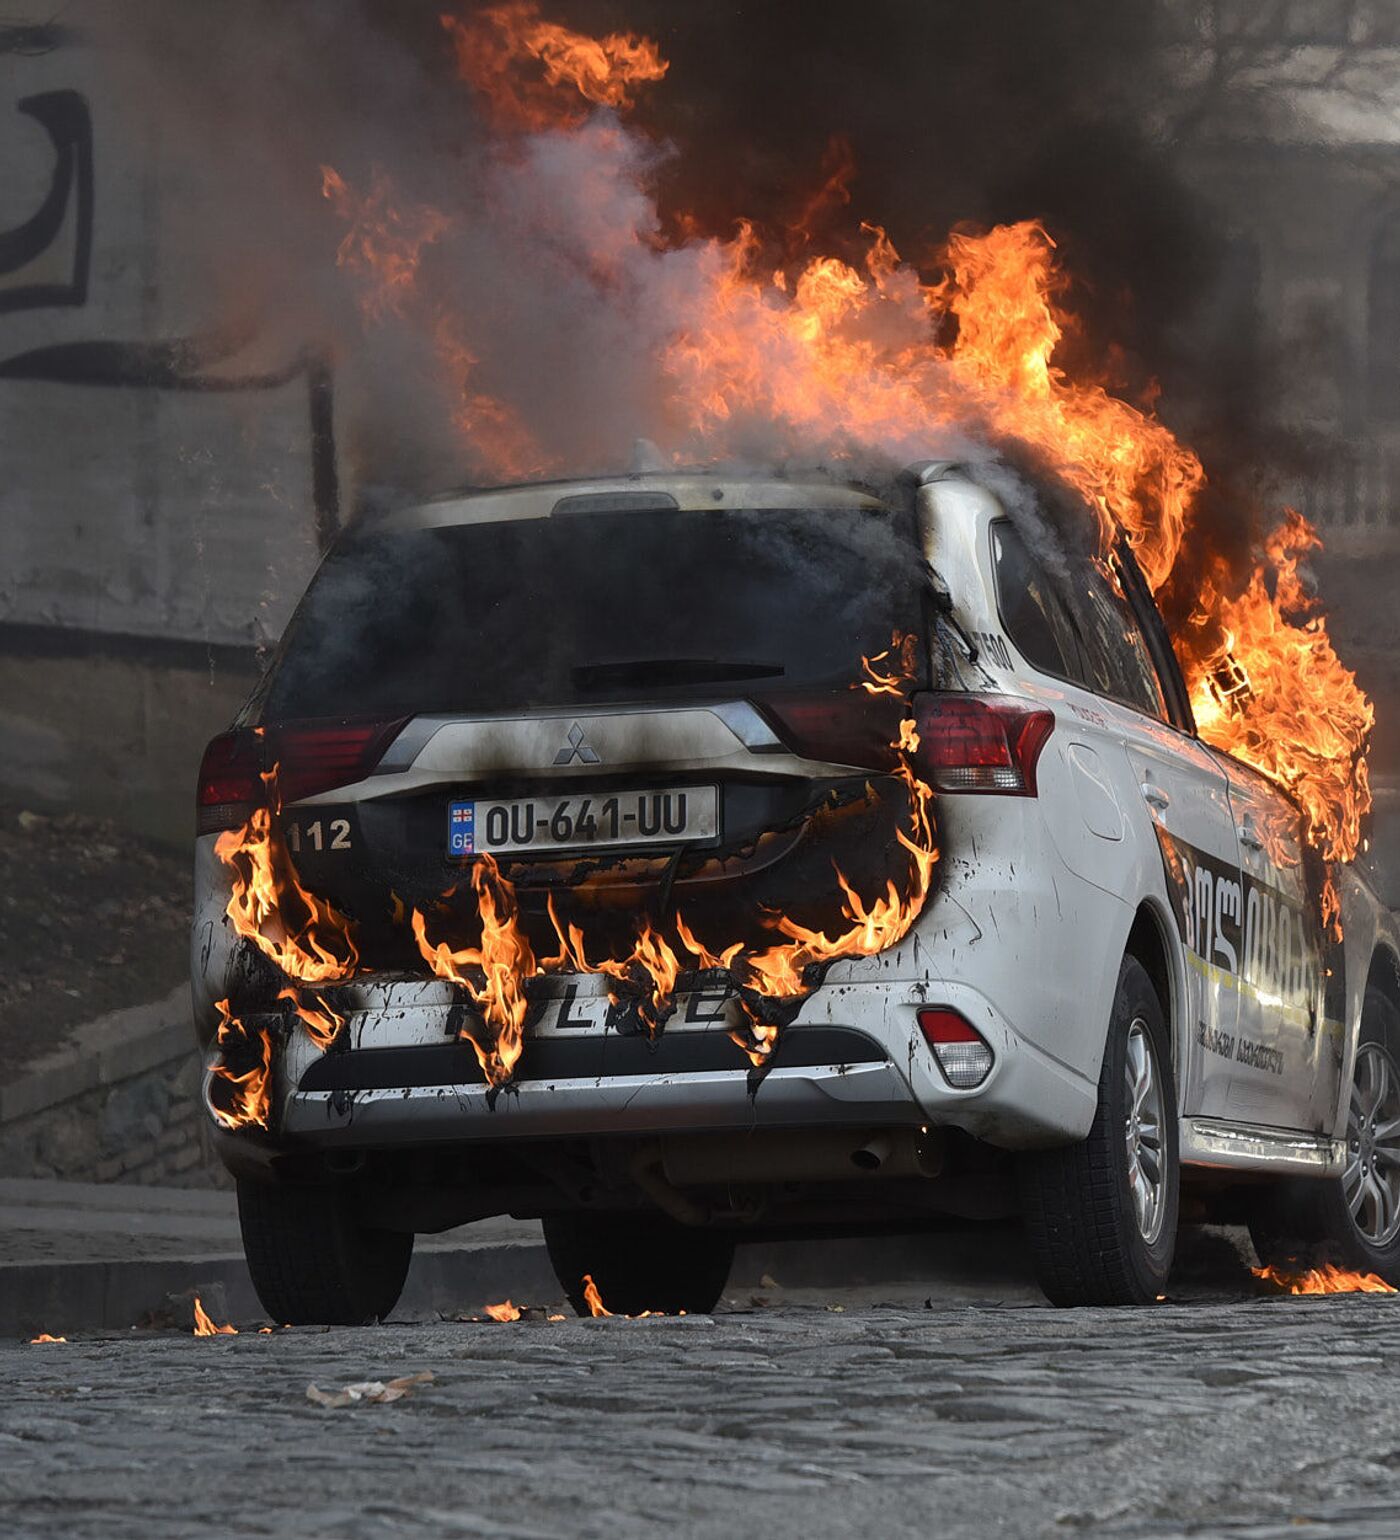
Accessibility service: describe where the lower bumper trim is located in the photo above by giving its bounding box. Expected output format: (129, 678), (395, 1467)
(282, 1061), (923, 1146)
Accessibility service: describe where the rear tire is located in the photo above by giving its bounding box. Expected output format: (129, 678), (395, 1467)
(1250, 987), (1400, 1284)
(543, 1212), (735, 1317)
(237, 1178), (413, 1325)
(1018, 954), (1179, 1306)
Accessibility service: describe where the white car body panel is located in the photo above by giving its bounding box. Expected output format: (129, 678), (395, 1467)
(191, 468), (1400, 1183)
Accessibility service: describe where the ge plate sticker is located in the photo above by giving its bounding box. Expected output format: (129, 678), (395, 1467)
(448, 801), (475, 856)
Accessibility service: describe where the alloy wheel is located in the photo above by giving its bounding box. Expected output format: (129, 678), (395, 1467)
(1343, 1041), (1400, 1247)
(1124, 1016), (1167, 1245)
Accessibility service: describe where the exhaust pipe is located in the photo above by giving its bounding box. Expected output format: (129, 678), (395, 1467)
(850, 1133), (893, 1172)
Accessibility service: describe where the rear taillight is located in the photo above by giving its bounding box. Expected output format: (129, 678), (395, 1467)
(274, 719), (409, 806)
(910, 692), (1054, 796)
(196, 730), (263, 835)
(195, 718), (408, 835)
(917, 1007), (994, 1088)
(756, 691), (904, 768)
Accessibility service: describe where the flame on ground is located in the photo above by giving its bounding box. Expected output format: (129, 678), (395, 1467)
(207, 1000), (272, 1132)
(29, 1334), (65, 1343)
(193, 1296), (238, 1335)
(580, 1274), (613, 1317)
(1251, 1263), (1397, 1296)
(484, 1300), (523, 1322)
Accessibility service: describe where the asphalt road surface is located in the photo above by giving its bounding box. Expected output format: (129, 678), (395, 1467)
(6, 1291), (1400, 1539)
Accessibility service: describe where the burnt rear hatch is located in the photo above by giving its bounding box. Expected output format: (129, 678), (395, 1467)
(243, 486), (934, 960)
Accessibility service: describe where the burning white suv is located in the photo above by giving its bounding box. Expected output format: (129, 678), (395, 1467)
(192, 464), (1400, 1319)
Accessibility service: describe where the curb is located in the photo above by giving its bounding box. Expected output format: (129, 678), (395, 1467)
(3, 1226), (1041, 1338)
(2, 1240), (561, 1338)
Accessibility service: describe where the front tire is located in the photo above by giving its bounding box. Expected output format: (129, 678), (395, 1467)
(237, 1179), (413, 1325)
(543, 1212), (735, 1316)
(1018, 954), (1179, 1306)
(1250, 987), (1400, 1283)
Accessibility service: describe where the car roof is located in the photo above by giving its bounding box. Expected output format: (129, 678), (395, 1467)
(357, 473), (892, 533)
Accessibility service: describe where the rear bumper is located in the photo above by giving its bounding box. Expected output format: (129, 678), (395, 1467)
(204, 971), (1098, 1174)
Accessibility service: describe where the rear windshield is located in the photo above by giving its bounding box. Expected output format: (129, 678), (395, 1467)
(261, 504), (927, 720)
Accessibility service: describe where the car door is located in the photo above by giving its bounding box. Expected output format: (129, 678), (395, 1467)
(1062, 547), (1244, 1123)
(1213, 753), (1335, 1131)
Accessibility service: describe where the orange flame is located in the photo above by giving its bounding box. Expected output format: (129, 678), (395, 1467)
(484, 1300), (523, 1321)
(856, 630), (919, 697)
(320, 165), (449, 323)
(276, 988), (346, 1053)
(319, 168), (553, 483)
(28, 1334), (65, 1343)
(544, 903), (685, 1039)
(434, 318), (556, 483)
(193, 1296), (238, 1335)
(663, 213), (1371, 865)
(214, 776), (360, 986)
(416, 709), (937, 1081)
(1188, 512), (1374, 864)
(315, 11), (1371, 1076)
(1252, 1263), (1397, 1295)
(208, 999), (272, 1132)
(580, 1274), (613, 1317)
(718, 732), (937, 1066)
(412, 855), (537, 1087)
(442, 1), (668, 133)
(539, 710), (936, 1068)
(318, 13), (1371, 869)
(939, 223), (1203, 592)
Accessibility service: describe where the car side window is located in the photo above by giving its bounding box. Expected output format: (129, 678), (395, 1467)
(1066, 565), (1169, 722)
(990, 521), (1086, 685)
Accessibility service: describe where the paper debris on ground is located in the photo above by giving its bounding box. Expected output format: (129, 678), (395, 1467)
(306, 1370), (434, 1408)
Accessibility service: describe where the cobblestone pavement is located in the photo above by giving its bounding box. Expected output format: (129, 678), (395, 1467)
(5, 1293), (1400, 1539)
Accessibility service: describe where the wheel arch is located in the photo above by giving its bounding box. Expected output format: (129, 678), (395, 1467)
(1365, 943), (1400, 1021)
(1124, 899), (1178, 1059)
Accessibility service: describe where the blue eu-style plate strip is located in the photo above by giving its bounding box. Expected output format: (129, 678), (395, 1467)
(447, 800), (475, 856)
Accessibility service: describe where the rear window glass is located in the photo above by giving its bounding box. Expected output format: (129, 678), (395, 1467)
(991, 521), (1083, 682)
(1067, 572), (1168, 722)
(262, 504), (927, 720)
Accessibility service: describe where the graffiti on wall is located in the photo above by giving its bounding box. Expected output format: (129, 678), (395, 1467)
(0, 59), (340, 551)
(0, 89), (92, 314)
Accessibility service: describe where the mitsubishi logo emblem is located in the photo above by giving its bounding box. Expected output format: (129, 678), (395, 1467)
(553, 722), (601, 766)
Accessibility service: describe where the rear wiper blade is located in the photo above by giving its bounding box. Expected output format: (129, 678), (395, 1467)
(571, 658), (786, 689)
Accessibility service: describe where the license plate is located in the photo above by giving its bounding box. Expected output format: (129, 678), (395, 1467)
(447, 786), (718, 857)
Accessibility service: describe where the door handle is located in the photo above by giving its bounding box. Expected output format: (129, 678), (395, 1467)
(1239, 816), (1265, 853)
(1141, 782), (1171, 813)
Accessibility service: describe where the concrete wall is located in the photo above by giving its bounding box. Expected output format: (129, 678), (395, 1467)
(0, 987), (227, 1188)
(1, 14), (330, 652)
(0, 641), (255, 845)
